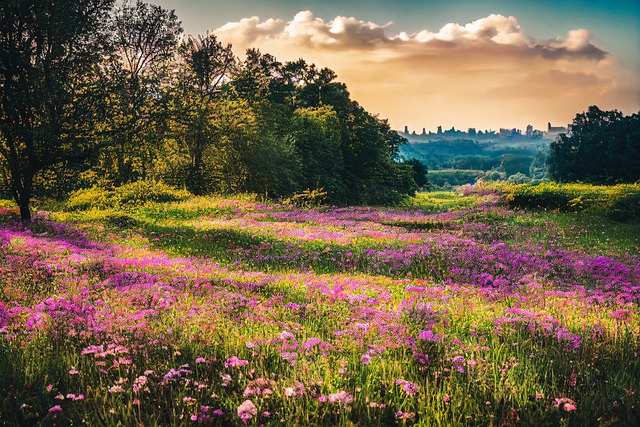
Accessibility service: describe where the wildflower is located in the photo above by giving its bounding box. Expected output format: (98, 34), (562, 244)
(225, 356), (249, 368)
(279, 331), (295, 340)
(108, 385), (124, 393)
(395, 411), (415, 420)
(395, 379), (419, 396)
(328, 391), (354, 405)
(195, 357), (206, 363)
(66, 394), (84, 401)
(554, 397), (577, 412)
(360, 353), (372, 365)
(220, 373), (232, 387)
(68, 368), (80, 375)
(237, 400), (258, 424)
(48, 405), (63, 413)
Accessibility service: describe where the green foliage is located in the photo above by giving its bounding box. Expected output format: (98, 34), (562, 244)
(66, 181), (191, 211)
(549, 106), (640, 184)
(283, 188), (328, 208)
(0, 0), (116, 220)
(609, 193), (640, 222)
(493, 182), (640, 219)
(404, 159), (429, 188)
(429, 169), (506, 188)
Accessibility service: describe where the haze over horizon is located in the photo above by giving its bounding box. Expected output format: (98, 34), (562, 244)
(151, 0), (640, 131)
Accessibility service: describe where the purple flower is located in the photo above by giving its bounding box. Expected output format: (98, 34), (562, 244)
(361, 353), (372, 365)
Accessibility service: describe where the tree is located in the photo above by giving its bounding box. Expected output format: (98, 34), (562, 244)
(101, 0), (182, 185)
(405, 159), (429, 188)
(289, 106), (345, 199)
(172, 33), (235, 194)
(549, 106), (640, 183)
(0, 0), (115, 221)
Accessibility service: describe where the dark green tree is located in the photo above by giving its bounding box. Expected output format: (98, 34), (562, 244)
(0, 0), (115, 220)
(172, 33), (235, 194)
(549, 106), (640, 183)
(101, 0), (182, 185)
(405, 158), (429, 188)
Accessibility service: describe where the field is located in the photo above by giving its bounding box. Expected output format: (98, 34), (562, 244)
(0, 184), (639, 426)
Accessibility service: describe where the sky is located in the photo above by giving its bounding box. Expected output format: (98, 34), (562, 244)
(151, 0), (640, 132)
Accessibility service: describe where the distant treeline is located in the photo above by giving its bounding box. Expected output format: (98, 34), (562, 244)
(400, 105), (640, 188)
(399, 139), (548, 187)
(0, 0), (422, 220)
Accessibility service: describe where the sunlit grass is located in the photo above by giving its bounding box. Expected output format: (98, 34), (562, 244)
(0, 186), (638, 426)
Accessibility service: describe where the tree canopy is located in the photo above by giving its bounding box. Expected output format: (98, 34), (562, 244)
(0, 0), (115, 220)
(0, 0), (420, 220)
(549, 106), (640, 184)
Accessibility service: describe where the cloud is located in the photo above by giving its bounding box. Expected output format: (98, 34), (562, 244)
(213, 11), (639, 129)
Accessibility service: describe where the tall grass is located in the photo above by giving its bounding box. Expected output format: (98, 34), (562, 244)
(0, 184), (638, 426)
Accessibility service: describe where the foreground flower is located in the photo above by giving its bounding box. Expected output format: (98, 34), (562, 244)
(328, 391), (354, 405)
(226, 356), (249, 368)
(237, 399), (258, 424)
(554, 397), (578, 412)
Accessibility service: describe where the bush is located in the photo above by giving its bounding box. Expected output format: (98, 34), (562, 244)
(66, 187), (113, 211)
(507, 182), (575, 211)
(66, 181), (192, 211)
(504, 182), (640, 215)
(609, 193), (640, 222)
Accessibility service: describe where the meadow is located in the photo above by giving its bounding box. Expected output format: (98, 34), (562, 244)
(0, 183), (638, 426)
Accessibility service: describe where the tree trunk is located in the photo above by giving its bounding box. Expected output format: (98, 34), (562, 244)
(18, 200), (31, 222)
(13, 173), (34, 222)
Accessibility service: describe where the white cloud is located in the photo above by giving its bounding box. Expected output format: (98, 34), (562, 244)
(213, 11), (639, 129)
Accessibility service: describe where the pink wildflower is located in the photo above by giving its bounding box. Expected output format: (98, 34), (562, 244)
(225, 356), (249, 368)
(237, 399), (258, 424)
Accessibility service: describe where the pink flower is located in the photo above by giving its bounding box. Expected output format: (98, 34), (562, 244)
(328, 391), (353, 405)
(108, 385), (124, 393)
(225, 356), (249, 368)
(360, 353), (371, 365)
(237, 400), (258, 424)
(554, 397), (578, 412)
(48, 405), (63, 413)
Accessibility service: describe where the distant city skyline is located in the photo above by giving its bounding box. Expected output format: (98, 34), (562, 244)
(401, 121), (566, 135)
(151, 0), (640, 130)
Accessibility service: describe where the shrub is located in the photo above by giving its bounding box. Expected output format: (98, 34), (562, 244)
(609, 193), (640, 222)
(65, 187), (113, 211)
(66, 181), (192, 211)
(507, 182), (575, 211)
(284, 188), (328, 208)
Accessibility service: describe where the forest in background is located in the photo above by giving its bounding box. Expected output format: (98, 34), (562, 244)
(2, 1), (638, 222)
(0, 0), (423, 221)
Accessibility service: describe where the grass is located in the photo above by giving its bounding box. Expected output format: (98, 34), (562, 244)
(0, 184), (638, 426)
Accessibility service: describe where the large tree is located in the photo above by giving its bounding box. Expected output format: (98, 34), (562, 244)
(549, 106), (640, 183)
(101, 0), (182, 185)
(171, 33), (235, 194)
(0, 0), (115, 220)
